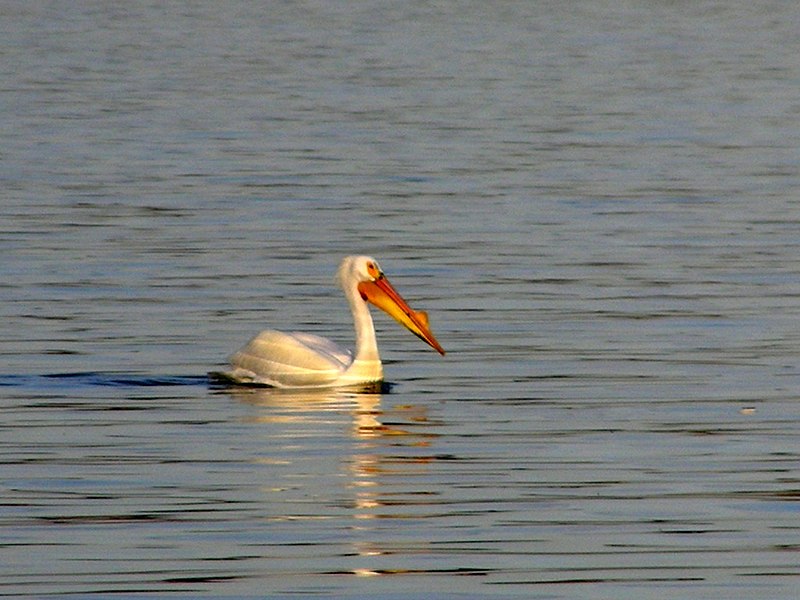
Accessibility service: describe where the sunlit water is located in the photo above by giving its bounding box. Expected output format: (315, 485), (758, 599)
(2, 1), (800, 598)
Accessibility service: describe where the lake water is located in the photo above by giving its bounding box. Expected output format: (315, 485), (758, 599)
(2, 1), (800, 598)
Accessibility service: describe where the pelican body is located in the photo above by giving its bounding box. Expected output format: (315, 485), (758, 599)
(222, 256), (444, 388)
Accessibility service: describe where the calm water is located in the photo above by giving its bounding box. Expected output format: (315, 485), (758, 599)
(2, 1), (800, 598)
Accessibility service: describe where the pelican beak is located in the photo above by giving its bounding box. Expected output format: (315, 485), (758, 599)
(358, 276), (445, 355)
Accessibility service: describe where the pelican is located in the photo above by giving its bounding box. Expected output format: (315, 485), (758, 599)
(220, 255), (445, 388)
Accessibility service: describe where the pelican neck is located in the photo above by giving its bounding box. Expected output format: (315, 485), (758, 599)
(345, 282), (380, 363)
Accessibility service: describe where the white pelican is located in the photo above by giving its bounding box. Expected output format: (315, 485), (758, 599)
(220, 255), (444, 388)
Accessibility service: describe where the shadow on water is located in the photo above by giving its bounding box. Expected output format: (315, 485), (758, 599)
(0, 372), (211, 389)
(207, 370), (394, 394)
(0, 372), (397, 395)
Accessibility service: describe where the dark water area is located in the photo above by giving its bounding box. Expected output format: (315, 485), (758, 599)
(2, 1), (800, 598)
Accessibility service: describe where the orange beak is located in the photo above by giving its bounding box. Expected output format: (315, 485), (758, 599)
(357, 276), (445, 355)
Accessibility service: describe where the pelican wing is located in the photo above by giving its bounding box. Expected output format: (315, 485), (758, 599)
(226, 330), (352, 388)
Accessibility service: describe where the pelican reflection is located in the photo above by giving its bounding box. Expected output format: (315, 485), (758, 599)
(219, 385), (438, 573)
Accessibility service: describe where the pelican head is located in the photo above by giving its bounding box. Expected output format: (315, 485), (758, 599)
(338, 255), (445, 355)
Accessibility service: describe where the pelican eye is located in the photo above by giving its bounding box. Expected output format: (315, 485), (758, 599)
(366, 261), (381, 280)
